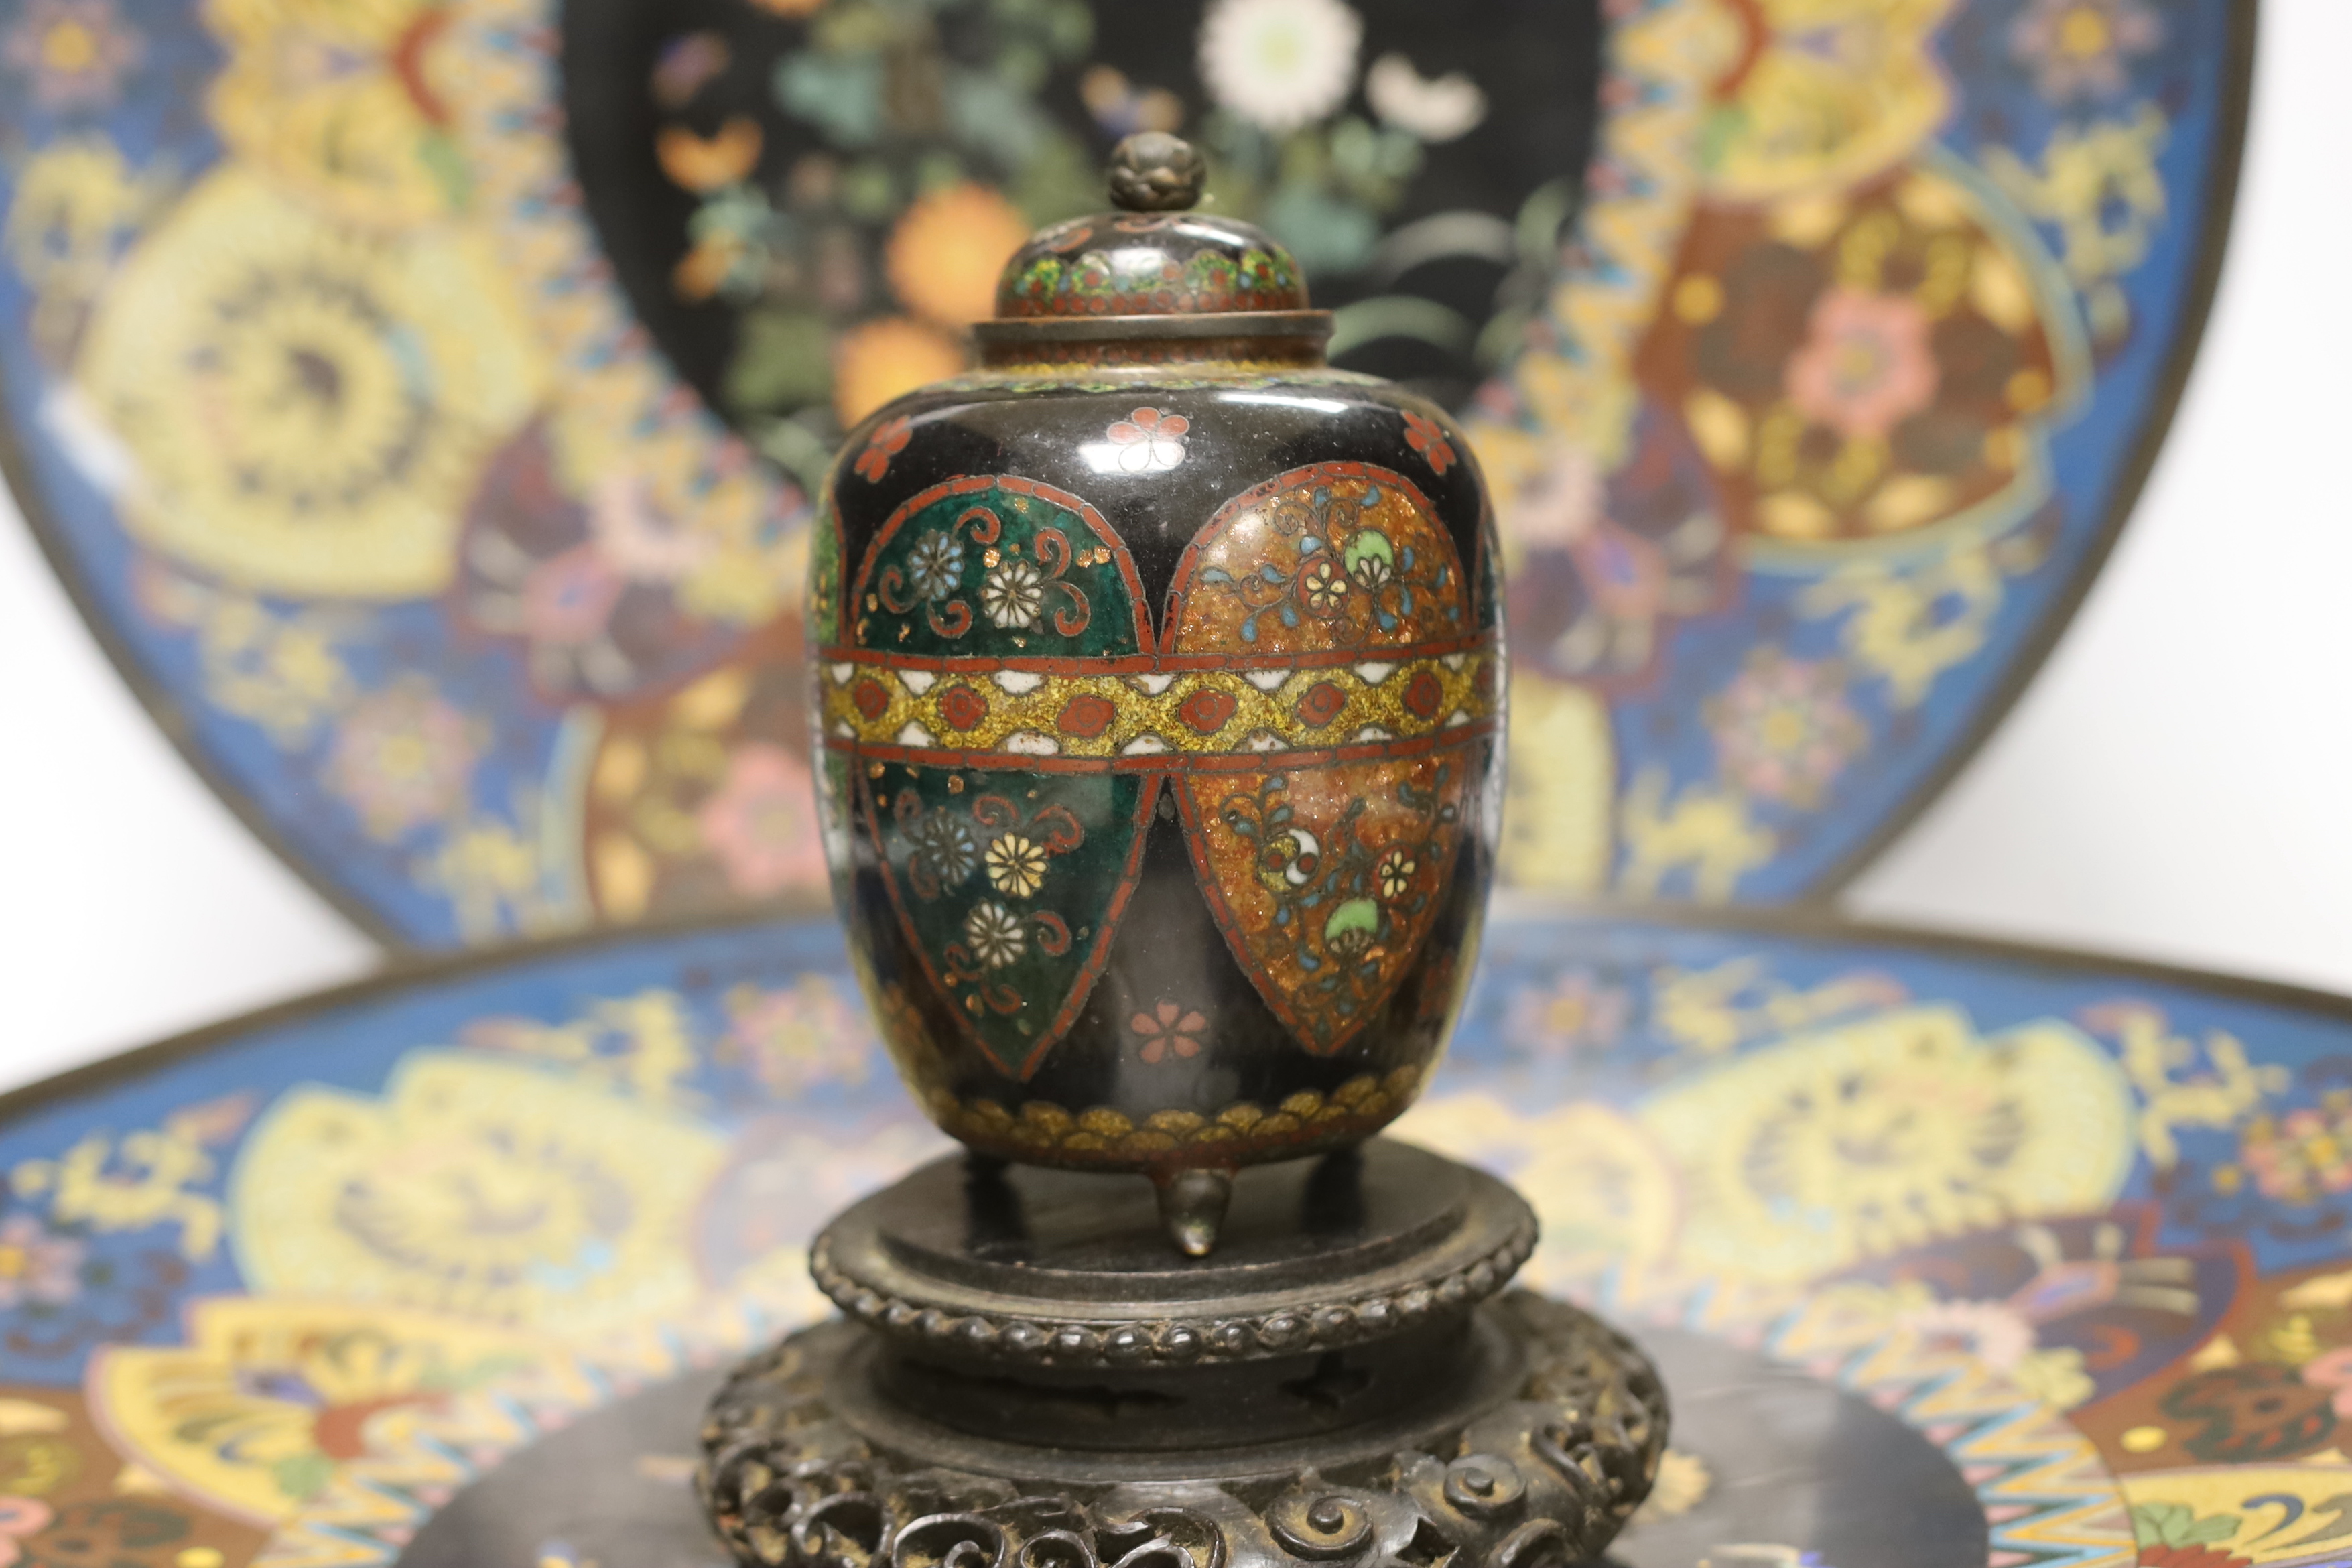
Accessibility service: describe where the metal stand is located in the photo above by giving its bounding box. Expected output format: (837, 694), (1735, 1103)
(697, 1142), (1667, 1567)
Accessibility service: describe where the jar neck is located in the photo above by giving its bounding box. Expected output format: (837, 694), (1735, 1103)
(972, 310), (1332, 371)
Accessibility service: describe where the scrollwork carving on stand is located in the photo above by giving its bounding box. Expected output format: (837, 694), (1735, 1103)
(697, 1293), (1668, 1568)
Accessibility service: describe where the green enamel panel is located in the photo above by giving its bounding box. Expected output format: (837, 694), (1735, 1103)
(869, 763), (1151, 1077)
(852, 482), (1145, 661)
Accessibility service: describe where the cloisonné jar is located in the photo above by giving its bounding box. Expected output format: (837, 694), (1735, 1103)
(811, 135), (1504, 1250)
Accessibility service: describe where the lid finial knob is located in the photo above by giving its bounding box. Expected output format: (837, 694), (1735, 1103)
(1108, 132), (1206, 213)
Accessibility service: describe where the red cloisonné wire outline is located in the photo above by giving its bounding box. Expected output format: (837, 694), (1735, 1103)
(834, 462), (1492, 1076)
(842, 474), (1154, 653)
(1163, 460), (1481, 1055)
(856, 765), (1161, 1080)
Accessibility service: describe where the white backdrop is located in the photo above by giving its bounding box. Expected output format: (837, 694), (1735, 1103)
(3, 0), (2346, 1089)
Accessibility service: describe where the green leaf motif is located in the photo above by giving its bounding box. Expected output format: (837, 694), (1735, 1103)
(776, 51), (886, 148)
(274, 1450), (336, 1502)
(2130, 1501), (2241, 1548)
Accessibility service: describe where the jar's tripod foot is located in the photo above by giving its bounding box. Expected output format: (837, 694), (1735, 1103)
(1155, 1166), (1235, 1257)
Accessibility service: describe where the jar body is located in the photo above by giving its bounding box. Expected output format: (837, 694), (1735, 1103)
(811, 362), (1504, 1177)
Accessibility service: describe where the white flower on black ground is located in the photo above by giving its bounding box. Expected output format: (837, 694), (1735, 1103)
(1198, 0), (1362, 135)
(982, 558), (1045, 629)
(964, 901), (1027, 968)
(1366, 53), (1487, 143)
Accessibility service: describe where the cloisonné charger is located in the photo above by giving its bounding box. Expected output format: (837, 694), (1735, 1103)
(0, 0), (2251, 944)
(0, 904), (2341, 1563)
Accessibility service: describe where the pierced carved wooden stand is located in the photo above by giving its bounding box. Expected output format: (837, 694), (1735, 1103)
(696, 1142), (1668, 1568)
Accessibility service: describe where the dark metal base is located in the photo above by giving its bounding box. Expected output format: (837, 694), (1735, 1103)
(699, 1292), (1665, 1568)
(697, 1143), (1668, 1568)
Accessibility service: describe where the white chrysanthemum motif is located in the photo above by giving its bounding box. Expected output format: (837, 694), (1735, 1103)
(1366, 53), (1487, 143)
(1198, 0), (1363, 135)
(981, 558), (1045, 629)
(963, 901), (1027, 969)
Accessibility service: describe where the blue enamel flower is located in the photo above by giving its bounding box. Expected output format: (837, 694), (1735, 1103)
(907, 530), (963, 602)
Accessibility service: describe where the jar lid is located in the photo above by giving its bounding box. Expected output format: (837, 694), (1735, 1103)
(991, 133), (1312, 321)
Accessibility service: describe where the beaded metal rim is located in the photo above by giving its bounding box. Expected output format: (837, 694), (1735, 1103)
(807, 1220), (1538, 1370)
(807, 1149), (1541, 1370)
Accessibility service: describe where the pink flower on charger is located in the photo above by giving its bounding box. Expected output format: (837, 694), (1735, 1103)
(517, 545), (629, 648)
(590, 473), (712, 582)
(324, 685), (479, 842)
(0, 1495), (53, 1567)
(1707, 648), (1868, 810)
(1784, 287), (1941, 442)
(2302, 1346), (2352, 1417)
(1502, 971), (1631, 1057)
(1901, 1298), (2036, 1372)
(0, 1212), (83, 1310)
(2, 0), (142, 111)
(1501, 445), (1604, 551)
(2008, 0), (2163, 103)
(698, 743), (826, 898)
(724, 977), (878, 1095)
(2233, 1094), (2352, 1205)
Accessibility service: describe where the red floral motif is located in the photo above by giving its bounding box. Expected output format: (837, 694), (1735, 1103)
(2138, 1549), (2253, 1568)
(1178, 687), (1238, 734)
(1400, 411), (1456, 476)
(1105, 407), (1190, 472)
(937, 684), (988, 731)
(1057, 693), (1117, 738)
(851, 678), (891, 720)
(854, 415), (913, 482)
(1402, 669), (1445, 721)
(1129, 1000), (1207, 1063)
(1295, 681), (1346, 728)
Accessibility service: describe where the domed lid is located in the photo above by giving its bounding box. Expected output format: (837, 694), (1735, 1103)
(992, 133), (1310, 320)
